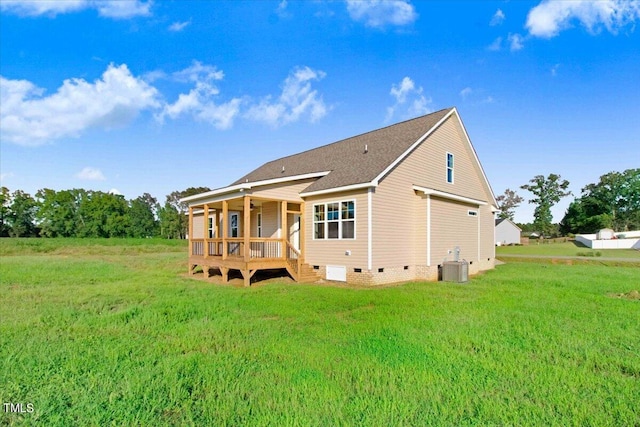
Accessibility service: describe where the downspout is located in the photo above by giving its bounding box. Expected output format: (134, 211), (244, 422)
(427, 195), (431, 267)
(367, 187), (373, 271)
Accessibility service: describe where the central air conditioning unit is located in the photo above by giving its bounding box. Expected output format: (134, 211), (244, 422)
(442, 261), (469, 283)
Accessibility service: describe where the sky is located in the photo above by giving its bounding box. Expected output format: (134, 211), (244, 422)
(1, 0), (639, 224)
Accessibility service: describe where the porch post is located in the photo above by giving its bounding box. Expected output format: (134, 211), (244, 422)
(203, 204), (209, 258)
(243, 195), (251, 262)
(222, 199), (228, 260)
(281, 200), (287, 259)
(299, 202), (306, 262)
(188, 206), (193, 256)
(215, 209), (220, 255)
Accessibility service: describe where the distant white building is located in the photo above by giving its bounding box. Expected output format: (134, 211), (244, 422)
(495, 218), (522, 245)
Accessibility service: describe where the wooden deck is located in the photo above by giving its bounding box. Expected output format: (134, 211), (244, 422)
(189, 238), (302, 286)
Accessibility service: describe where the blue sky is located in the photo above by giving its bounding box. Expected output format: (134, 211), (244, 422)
(1, 0), (639, 223)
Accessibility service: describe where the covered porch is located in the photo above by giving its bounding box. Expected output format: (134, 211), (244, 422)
(187, 194), (306, 286)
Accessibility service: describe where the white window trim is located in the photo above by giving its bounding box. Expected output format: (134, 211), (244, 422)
(446, 152), (454, 184)
(312, 199), (356, 240)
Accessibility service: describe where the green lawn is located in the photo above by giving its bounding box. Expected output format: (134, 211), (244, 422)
(1, 238), (639, 425)
(497, 240), (640, 259)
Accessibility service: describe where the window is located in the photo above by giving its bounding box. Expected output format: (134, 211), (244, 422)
(208, 217), (215, 238)
(230, 213), (239, 238)
(257, 212), (262, 238)
(313, 200), (355, 239)
(468, 210), (478, 217)
(446, 152), (454, 184)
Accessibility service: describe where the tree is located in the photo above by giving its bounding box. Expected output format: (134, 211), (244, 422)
(36, 188), (84, 237)
(163, 187), (210, 239)
(0, 187), (10, 237)
(129, 193), (159, 238)
(521, 174), (571, 237)
(495, 188), (524, 220)
(7, 190), (38, 237)
(158, 202), (182, 239)
(560, 168), (640, 234)
(77, 191), (130, 237)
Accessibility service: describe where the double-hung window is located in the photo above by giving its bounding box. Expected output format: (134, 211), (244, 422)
(446, 152), (454, 184)
(314, 200), (355, 239)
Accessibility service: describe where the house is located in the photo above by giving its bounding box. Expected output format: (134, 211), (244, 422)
(181, 107), (498, 286)
(495, 218), (522, 245)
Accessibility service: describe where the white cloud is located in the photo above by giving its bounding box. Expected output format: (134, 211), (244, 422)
(276, 0), (291, 18)
(168, 20), (191, 32)
(0, 0), (152, 19)
(76, 167), (106, 181)
(108, 188), (122, 195)
(346, 0), (417, 28)
(526, 0), (640, 38)
(0, 172), (15, 183)
(157, 61), (242, 130)
(96, 1), (151, 19)
(1, 64), (160, 145)
(459, 87), (495, 105)
(487, 36), (503, 51)
(490, 9), (505, 26)
(508, 33), (524, 51)
(551, 63), (560, 76)
(386, 76), (432, 122)
(246, 66), (329, 127)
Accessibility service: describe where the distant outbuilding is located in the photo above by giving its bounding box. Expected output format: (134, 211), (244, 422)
(495, 218), (522, 245)
(596, 228), (615, 240)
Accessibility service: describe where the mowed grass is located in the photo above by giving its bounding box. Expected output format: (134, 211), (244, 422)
(497, 240), (640, 259)
(1, 239), (639, 426)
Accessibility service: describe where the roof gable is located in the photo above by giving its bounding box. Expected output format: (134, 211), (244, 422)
(232, 108), (453, 194)
(495, 218), (522, 230)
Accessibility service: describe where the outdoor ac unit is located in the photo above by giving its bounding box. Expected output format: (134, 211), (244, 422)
(442, 261), (469, 283)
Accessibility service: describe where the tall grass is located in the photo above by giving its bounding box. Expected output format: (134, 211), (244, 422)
(1, 239), (638, 425)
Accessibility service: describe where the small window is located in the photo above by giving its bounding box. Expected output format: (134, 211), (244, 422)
(257, 212), (262, 238)
(378, 268), (384, 273)
(468, 210), (478, 217)
(354, 268), (362, 273)
(446, 152), (454, 184)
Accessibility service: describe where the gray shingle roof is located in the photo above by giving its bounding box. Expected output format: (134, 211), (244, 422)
(232, 108), (453, 194)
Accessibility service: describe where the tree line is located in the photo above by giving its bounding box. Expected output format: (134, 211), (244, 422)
(495, 168), (639, 237)
(2, 168), (638, 239)
(0, 186), (210, 238)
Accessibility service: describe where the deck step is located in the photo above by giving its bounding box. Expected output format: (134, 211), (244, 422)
(296, 263), (321, 283)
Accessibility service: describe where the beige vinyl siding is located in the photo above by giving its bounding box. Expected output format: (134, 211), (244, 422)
(249, 179), (315, 201)
(480, 204), (496, 259)
(372, 170), (419, 268)
(192, 214), (204, 239)
(304, 189), (369, 268)
(413, 193), (428, 263)
(373, 113), (493, 268)
(414, 115), (491, 201)
(260, 201), (280, 238)
(430, 197), (479, 265)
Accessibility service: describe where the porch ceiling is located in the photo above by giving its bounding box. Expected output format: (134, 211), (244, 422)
(189, 195), (301, 212)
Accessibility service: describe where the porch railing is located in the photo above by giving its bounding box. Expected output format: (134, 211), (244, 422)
(190, 238), (287, 259)
(285, 240), (301, 277)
